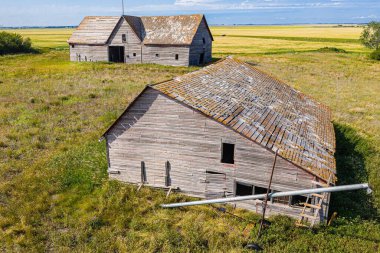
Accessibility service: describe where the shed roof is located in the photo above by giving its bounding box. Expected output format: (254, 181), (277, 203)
(68, 16), (121, 45)
(151, 57), (336, 182)
(68, 14), (212, 45)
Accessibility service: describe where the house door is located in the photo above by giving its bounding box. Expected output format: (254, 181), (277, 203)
(199, 53), (205, 65)
(109, 46), (125, 63)
(205, 171), (227, 199)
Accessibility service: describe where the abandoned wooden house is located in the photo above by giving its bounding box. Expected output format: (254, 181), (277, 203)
(101, 57), (336, 223)
(67, 14), (213, 66)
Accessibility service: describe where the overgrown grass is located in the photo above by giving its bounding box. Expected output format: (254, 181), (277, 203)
(0, 25), (379, 251)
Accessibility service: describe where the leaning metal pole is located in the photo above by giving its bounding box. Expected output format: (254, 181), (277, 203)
(161, 183), (371, 208)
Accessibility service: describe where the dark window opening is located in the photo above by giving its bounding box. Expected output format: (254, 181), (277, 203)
(165, 161), (171, 187)
(156, 53), (160, 57)
(122, 34), (127, 42)
(291, 195), (311, 207)
(71, 44), (75, 48)
(175, 54), (179, 60)
(254, 186), (268, 195)
(235, 182), (253, 196)
(133, 53), (136, 57)
(202, 37), (206, 44)
(141, 161), (147, 183)
(221, 143), (234, 164)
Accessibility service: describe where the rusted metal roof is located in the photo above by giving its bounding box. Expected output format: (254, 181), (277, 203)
(68, 14), (212, 46)
(67, 16), (121, 45)
(151, 57), (336, 182)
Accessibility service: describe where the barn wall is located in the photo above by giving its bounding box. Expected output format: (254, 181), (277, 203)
(189, 18), (213, 66)
(108, 18), (142, 64)
(69, 44), (108, 62)
(142, 45), (190, 66)
(106, 88), (329, 222)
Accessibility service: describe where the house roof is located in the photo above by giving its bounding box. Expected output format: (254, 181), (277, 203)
(68, 16), (121, 45)
(151, 57), (336, 182)
(68, 14), (213, 46)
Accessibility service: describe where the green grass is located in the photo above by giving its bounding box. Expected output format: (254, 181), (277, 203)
(0, 26), (379, 252)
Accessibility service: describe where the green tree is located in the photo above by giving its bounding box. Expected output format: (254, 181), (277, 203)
(0, 31), (33, 55)
(360, 21), (380, 50)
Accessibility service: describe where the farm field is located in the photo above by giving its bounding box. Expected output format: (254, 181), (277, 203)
(0, 25), (379, 252)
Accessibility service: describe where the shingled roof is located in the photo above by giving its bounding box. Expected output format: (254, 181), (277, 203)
(151, 57), (336, 182)
(68, 14), (212, 45)
(68, 16), (121, 45)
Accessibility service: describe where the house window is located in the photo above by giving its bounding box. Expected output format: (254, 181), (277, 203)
(133, 53), (136, 57)
(235, 182), (253, 196)
(175, 54), (179, 60)
(221, 143), (234, 164)
(122, 34), (127, 42)
(156, 53), (160, 57)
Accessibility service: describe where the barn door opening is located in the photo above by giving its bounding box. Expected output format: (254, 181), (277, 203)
(199, 53), (205, 65)
(109, 46), (125, 62)
(205, 171), (226, 199)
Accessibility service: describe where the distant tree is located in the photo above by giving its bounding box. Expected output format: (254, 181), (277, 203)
(360, 21), (380, 50)
(0, 31), (33, 55)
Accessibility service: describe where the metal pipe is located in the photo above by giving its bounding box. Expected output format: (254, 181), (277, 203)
(161, 183), (370, 208)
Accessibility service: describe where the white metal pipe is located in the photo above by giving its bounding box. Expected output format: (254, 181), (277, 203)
(161, 183), (370, 208)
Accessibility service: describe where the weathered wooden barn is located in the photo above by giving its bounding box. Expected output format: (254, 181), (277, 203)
(101, 57), (336, 224)
(67, 14), (213, 66)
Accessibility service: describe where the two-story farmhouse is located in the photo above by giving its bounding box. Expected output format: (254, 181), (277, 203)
(67, 14), (213, 66)
(101, 57), (336, 223)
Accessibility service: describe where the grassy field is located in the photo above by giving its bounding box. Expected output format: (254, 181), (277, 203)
(0, 26), (379, 252)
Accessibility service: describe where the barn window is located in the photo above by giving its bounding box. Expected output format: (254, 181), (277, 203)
(235, 182), (253, 196)
(271, 191), (291, 205)
(156, 53), (160, 57)
(133, 53), (136, 57)
(175, 54), (179, 60)
(291, 195), (311, 207)
(141, 161), (147, 183)
(202, 37), (206, 44)
(71, 44), (75, 48)
(254, 186), (268, 195)
(122, 34), (127, 42)
(221, 142), (234, 164)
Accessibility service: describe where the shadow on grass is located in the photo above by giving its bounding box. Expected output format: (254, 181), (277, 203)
(329, 123), (378, 220)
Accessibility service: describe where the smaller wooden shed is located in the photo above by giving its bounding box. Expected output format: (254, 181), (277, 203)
(67, 14), (213, 66)
(101, 57), (336, 223)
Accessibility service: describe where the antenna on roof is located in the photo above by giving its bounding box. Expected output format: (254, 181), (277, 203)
(121, 0), (125, 16)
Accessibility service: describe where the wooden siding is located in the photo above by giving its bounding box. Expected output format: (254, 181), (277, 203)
(69, 44), (108, 62)
(189, 18), (213, 66)
(142, 45), (190, 66)
(106, 88), (329, 222)
(109, 18), (142, 64)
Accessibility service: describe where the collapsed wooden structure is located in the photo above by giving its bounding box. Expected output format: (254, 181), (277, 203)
(67, 14), (213, 66)
(101, 57), (336, 223)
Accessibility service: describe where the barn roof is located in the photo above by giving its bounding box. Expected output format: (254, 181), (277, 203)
(151, 57), (336, 182)
(68, 14), (212, 45)
(68, 16), (121, 45)
(139, 14), (211, 45)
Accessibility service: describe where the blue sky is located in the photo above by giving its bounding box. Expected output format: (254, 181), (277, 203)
(0, 0), (379, 26)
